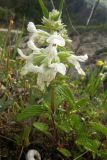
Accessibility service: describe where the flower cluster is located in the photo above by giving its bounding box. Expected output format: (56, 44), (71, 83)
(18, 10), (88, 90)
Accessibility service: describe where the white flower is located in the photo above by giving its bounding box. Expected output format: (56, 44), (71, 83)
(35, 65), (50, 90)
(37, 66), (56, 90)
(18, 48), (44, 75)
(21, 62), (39, 75)
(38, 70), (56, 90)
(49, 63), (66, 75)
(17, 48), (34, 60)
(72, 54), (88, 62)
(36, 63), (66, 90)
(27, 40), (40, 53)
(100, 72), (107, 80)
(68, 54), (88, 75)
(45, 44), (58, 64)
(38, 29), (49, 36)
(47, 32), (65, 46)
(37, 74), (45, 91)
(18, 12), (88, 91)
(27, 22), (37, 33)
(29, 28), (49, 46)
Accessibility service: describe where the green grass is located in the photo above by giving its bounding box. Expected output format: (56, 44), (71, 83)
(0, 31), (8, 47)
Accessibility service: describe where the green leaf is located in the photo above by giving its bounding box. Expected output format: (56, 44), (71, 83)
(38, 0), (49, 18)
(15, 105), (46, 121)
(57, 84), (76, 108)
(76, 138), (100, 152)
(57, 147), (72, 158)
(56, 120), (72, 133)
(70, 114), (83, 130)
(59, 0), (64, 13)
(33, 122), (51, 136)
(91, 122), (107, 137)
(76, 98), (88, 107)
(70, 114), (89, 138)
(86, 69), (101, 97)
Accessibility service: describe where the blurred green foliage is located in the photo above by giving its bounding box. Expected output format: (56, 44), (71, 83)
(0, 7), (14, 19)
(0, 0), (107, 26)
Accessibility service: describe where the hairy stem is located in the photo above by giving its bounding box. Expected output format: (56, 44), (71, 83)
(51, 87), (57, 145)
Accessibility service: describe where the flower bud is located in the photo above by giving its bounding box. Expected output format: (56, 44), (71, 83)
(96, 60), (104, 66)
(49, 10), (60, 21)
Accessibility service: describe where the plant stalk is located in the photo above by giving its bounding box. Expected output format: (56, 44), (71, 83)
(51, 87), (57, 145)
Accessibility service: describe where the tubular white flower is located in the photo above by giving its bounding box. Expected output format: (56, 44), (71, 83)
(45, 44), (58, 64)
(27, 22), (37, 33)
(47, 32), (65, 46)
(38, 69), (56, 89)
(21, 62), (39, 75)
(29, 29), (49, 46)
(38, 29), (50, 36)
(72, 60), (86, 75)
(37, 74), (45, 91)
(27, 40), (40, 53)
(36, 63), (66, 90)
(36, 65), (49, 90)
(17, 48), (33, 60)
(68, 54), (88, 75)
(45, 69), (56, 86)
(71, 54), (88, 62)
(49, 63), (66, 75)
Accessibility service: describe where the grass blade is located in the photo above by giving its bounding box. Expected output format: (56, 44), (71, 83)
(38, 0), (49, 18)
(59, 0), (64, 13)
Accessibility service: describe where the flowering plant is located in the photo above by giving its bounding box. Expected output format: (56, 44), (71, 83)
(15, 2), (107, 159)
(18, 9), (88, 91)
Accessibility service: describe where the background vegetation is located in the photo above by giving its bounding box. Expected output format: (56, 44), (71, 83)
(0, 0), (107, 27)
